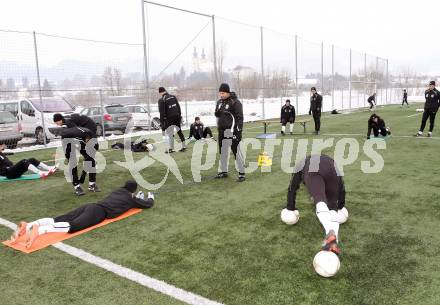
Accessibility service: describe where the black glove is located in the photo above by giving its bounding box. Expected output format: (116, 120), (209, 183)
(308, 110), (312, 115)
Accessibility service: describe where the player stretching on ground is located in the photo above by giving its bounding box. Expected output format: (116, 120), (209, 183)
(9, 181), (154, 249)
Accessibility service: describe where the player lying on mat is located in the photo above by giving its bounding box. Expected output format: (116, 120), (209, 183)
(0, 143), (58, 179)
(10, 180), (154, 248)
(281, 155), (349, 255)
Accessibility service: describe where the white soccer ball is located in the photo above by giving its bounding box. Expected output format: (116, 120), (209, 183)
(280, 208), (299, 225)
(313, 250), (341, 277)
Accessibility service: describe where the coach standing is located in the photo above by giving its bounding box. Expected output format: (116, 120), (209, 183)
(309, 87), (323, 135)
(215, 83), (245, 182)
(158, 87), (187, 153)
(416, 81), (440, 137)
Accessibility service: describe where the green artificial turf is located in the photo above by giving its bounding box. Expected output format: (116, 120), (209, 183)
(1, 103), (440, 305)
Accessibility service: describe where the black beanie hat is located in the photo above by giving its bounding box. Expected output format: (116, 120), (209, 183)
(158, 87), (166, 93)
(311, 87), (317, 92)
(53, 113), (64, 122)
(123, 180), (138, 193)
(429, 81), (436, 86)
(219, 83), (230, 93)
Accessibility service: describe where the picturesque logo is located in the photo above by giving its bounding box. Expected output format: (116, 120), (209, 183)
(57, 121), (387, 190)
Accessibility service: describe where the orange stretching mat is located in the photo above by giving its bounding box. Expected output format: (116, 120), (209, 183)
(2, 208), (142, 254)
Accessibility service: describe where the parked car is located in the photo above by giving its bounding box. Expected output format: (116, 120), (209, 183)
(0, 111), (23, 148)
(80, 104), (132, 136)
(0, 98), (75, 144)
(124, 104), (161, 130)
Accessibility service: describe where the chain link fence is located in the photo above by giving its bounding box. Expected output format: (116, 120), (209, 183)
(0, 2), (410, 149)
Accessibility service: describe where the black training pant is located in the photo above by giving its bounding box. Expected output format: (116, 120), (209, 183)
(303, 157), (345, 211)
(281, 118), (295, 126)
(65, 140), (99, 186)
(54, 203), (106, 233)
(166, 118), (185, 143)
(419, 110), (437, 133)
(368, 101), (374, 109)
(5, 158), (40, 179)
(402, 98), (408, 106)
(312, 111), (321, 132)
(203, 127), (213, 138)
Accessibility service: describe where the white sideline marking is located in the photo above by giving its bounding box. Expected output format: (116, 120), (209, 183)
(0, 217), (224, 305)
(407, 113), (422, 118)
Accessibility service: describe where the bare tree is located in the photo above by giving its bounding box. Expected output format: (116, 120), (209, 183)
(210, 40), (227, 83)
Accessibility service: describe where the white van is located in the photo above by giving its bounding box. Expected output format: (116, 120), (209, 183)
(0, 97), (75, 144)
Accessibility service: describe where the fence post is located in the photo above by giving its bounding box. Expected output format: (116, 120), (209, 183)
(99, 89), (106, 139)
(295, 35), (299, 112)
(212, 15), (219, 92)
(321, 42), (324, 94)
(260, 26), (265, 119)
(184, 100), (189, 127)
(375, 56), (379, 104)
(33, 31), (46, 146)
(386, 58), (389, 104)
(331, 44), (334, 110)
(349, 48), (352, 110)
(364, 53), (367, 108)
(140, 0), (151, 134)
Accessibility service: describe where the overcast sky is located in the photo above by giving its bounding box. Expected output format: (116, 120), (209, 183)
(0, 0), (438, 75)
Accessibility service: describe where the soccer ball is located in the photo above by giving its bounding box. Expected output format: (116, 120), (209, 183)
(280, 208), (299, 225)
(313, 250), (341, 277)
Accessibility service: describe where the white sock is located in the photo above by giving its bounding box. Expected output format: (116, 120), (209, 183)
(316, 202), (340, 239)
(28, 164), (42, 174)
(281, 125), (286, 133)
(89, 182), (95, 186)
(289, 124), (294, 133)
(38, 222), (70, 235)
(38, 162), (51, 171)
(26, 218), (55, 231)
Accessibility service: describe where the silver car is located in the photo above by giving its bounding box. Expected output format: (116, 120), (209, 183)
(0, 111), (23, 148)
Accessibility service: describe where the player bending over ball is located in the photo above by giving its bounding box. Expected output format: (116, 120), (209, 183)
(281, 155), (349, 255)
(9, 181), (154, 249)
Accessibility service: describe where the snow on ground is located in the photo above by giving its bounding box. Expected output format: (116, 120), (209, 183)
(7, 90), (424, 154)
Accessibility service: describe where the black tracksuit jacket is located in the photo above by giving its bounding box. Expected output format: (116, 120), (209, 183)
(158, 93), (182, 129)
(65, 114), (97, 137)
(309, 94), (322, 113)
(424, 89), (440, 111)
(281, 104), (296, 122)
(215, 92), (243, 134)
(96, 187), (154, 219)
